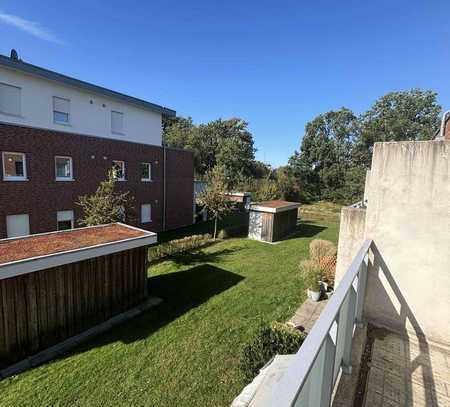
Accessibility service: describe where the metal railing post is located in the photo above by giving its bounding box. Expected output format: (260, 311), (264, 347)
(341, 286), (357, 374)
(355, 257), (368, 327)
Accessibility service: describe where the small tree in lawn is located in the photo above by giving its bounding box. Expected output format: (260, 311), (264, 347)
(198, 165), (232, 239)
(77, 169), (134, 226)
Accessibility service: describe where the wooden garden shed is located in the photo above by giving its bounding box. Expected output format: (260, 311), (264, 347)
(0, 223), (156, 366)
(248, 200), (300, 243)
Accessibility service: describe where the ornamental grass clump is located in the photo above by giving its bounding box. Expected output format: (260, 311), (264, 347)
(298, 259), (322, 292)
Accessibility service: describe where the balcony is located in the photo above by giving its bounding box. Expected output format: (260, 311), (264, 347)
(250, 240), (449, 406)
(234, 141), (449, 406)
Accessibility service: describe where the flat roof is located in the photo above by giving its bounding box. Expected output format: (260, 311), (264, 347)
(250, 200), (301, 213)
(0, 54), (176, 117)
(0, 223), (156, 280)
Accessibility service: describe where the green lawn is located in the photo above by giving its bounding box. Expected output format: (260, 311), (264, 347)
(0, 215), (339, 407)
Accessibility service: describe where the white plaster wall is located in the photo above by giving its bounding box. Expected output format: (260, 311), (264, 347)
(0, 66), (162, 146)
(335, 207), (366, 286)
(364, 141), (450, 344)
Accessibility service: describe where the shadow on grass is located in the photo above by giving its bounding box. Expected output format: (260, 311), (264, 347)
(278, 221), (327, 241)
(167, 247), (243, 265)
(64, 265), (244, 355)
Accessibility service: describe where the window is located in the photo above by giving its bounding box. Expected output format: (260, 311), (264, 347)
(57, 210), (74, 231)
(141, 204), (151, 223)
(141, 162), (152, 181)
(53, 96), (70, 124)
(0, 83), (21, 116)
(6, 214), (30, 238)
(2, 152), (27, 180)
(55, 156), (73, 180)
(111, 111), (124, 134)
(112, 160), (125, 181)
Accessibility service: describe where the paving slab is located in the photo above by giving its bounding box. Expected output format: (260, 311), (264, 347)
(288, 298), (328, 333)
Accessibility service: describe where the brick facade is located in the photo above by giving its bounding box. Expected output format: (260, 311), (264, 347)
(0, 123), (193, 238)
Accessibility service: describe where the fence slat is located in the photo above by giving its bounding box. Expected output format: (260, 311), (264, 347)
(25, 273), (39, 353)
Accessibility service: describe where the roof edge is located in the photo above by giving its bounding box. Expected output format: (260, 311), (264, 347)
(0, 54), (176, 117)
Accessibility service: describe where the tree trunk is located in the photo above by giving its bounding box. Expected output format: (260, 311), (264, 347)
(214, 216), (218, 239)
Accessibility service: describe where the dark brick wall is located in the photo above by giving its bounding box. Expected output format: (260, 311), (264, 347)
(0, 123), (193, 238)
(165, 148), (194, 230)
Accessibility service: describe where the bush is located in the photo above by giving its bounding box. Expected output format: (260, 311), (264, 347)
(217, 224), (248, 239)
(148, 234), (212, 262)
(299, 259), (322, 291)
(239, 322), (305, 382)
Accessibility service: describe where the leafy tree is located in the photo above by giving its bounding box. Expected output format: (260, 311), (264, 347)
(77, 170), (134, 226)
(355, 89), (441, 166)
(289, 108), (359, 202)
(198, 165), (232, 239)
(275, 166), (301, 201)
(163, 117), (256, 184)
(162, 116), (196, 149)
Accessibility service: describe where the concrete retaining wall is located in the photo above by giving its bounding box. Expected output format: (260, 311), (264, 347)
(364, 141), (449, 344)
(335, 207), (366, 286)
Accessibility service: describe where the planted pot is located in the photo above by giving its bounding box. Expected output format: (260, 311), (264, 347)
(307, 288), (321, 302)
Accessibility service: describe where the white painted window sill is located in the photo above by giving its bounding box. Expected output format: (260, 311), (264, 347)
(141, 179), (153, 182)
(54, 121), (71, 127)
(55, 178), (75, 182)
(0, 111), (24, 119)
(3, 177), (29, 182)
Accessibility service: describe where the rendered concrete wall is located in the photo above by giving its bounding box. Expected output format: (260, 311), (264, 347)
(335, 207), (366, 286)
(363, 141), (450, 344)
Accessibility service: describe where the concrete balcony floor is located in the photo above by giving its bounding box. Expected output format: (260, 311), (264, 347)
(333, 325), (450, 407)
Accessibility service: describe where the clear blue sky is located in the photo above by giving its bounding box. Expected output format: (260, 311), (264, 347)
(1, 1), (449, 167)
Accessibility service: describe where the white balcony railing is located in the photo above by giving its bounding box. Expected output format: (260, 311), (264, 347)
(267, 239), (373, 407)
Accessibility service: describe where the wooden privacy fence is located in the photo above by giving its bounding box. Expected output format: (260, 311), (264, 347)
(0, 246), (148, 367)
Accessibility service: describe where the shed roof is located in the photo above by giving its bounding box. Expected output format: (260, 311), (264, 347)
(0, 223), (156, 280)
(250, 200), (301, 213)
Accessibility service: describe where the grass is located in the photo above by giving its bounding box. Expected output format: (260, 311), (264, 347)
(0, 209), (339, 407)
(158, 212), (249, 243)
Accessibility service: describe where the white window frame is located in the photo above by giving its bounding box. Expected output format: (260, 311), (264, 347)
(111, 110), (124, 135)
(112, 160), (126, 181)
(2, 151), (27, 181)
(141, 204), (152, 224)
(56, 210), (74, 230)
(53, 96), (70, 125)
(141, 162), (152, 182)
(0, 82), (22, 117)
(55, 156), (74, 181)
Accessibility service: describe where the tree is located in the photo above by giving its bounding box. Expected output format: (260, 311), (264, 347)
(197, 165), (232, 239)
(355, 89), (441, 166)
(275, 166), (301, 201)
(289, 108), (359, 202)
(162, 116), (196, 149)
(77, 170), (134, 226)
(163, 116), (256, 183)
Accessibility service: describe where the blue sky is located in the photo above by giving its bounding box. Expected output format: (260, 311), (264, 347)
(1, 1), (449, 167)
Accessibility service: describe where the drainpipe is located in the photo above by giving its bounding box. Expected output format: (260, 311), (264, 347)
(162, 143), (167, 231)
(439, 110), (450, 139)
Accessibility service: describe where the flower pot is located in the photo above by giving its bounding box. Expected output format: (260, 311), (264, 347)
(308, 288), (321, 302)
